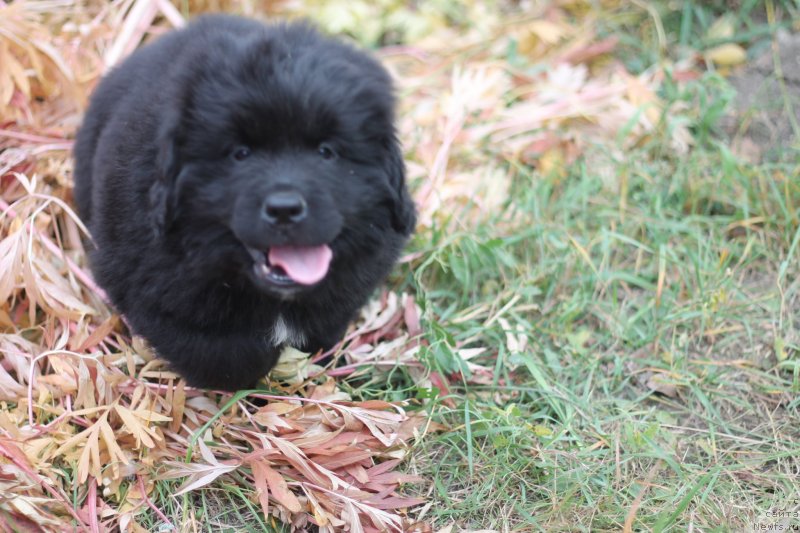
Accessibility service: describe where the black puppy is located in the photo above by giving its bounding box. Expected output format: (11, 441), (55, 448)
(73, 15), (415, 390)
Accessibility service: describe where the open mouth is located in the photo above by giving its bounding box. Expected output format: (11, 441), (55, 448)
(247, 244), (333, 287)
(254, 261), (297, 286)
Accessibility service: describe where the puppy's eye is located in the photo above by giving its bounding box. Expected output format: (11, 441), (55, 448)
(318, 143), (336, 160)
(233, 147), (251, 161)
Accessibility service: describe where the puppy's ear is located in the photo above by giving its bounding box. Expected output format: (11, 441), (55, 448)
(384, 136), (416, 236)
(149, 113), (183, 236)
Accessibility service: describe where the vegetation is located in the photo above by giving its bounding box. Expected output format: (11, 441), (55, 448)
(0, 0), (798, 531)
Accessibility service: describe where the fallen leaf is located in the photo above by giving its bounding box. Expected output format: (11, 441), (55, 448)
(706, 43), (746, 67)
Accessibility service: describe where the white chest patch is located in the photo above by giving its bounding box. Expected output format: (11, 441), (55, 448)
(270, 314), (306, 347)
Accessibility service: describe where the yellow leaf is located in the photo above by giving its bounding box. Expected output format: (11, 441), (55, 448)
(517, 19), (568, 55)
(776, 337), (787, 362)
(0, 42), (14, 107)
(114, 405), (167, 449)
(99, 418), (129, 481)
(538, 148), (567, 178)
(116, 405), (153, 448)
(529, 19), (567, 44)
(626, 74), (662, 125)
(6, 53), (30, 98)
(706, 15), (736, 40)
(76, 417), (103, 484)
(706, 43), (746, 67)
(74, 360), (96, 410)
(0, 71), (14, 110)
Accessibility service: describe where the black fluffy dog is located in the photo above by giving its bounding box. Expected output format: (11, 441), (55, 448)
(73, 15), (415, 390)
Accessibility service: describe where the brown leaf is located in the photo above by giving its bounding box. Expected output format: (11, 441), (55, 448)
(76, 315), (119, 352)
(168, 379), (186, 433)
(250, 460), (271, 517)
(645, 375), (679, 398)
(312, 450), (373, 471)
(260, 462), (302, 513)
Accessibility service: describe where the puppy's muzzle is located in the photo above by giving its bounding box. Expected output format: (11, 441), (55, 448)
(263, 190), (308, 225)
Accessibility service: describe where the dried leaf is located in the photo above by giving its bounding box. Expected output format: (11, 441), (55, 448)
(162, 441), (239, 496)
(706, 15), (737, 40)
(250, 460), (271, 516)
(645, 375), (679, 398)
(706, 43), (747, 67)
(260, 462), (302, 513)
(114, 404), (170, 449)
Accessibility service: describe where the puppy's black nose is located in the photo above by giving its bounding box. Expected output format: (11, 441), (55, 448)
(263, 191), (307, 225)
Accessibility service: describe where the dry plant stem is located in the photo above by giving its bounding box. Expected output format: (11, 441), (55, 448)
(104, 0), (185, 70)
(246, 393), (408, 423)
(325, 359), (423, 378)
(155, 0), (185, 29)
(138, 475), (175, 529)
(30, 142), (73, 154)
(87, 478), (100, 533)
(0, 129), (70, 143)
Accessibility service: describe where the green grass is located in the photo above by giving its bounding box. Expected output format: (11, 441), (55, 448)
(406, 156), (799, 529)
(395, 4), (800, 530)
(406, 142), (799, 528)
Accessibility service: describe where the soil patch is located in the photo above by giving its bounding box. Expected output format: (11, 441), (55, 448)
(723, 30), (800, 161)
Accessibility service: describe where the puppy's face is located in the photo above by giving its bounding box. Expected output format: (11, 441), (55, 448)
(152, 29), (415, 297)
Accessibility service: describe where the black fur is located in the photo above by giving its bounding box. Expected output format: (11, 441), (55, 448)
(73, 15), (415, 391)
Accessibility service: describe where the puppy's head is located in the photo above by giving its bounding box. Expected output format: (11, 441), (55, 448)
(150, 21), (415, 297)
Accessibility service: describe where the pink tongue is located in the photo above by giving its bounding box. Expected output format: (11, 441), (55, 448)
(268, 245), (333, 285)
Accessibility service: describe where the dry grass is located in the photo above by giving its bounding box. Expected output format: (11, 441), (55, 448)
(0, 1), (434, 530)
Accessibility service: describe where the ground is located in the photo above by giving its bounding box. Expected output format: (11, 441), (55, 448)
(0, 1), (799, 532)
(725, 30), (800, 161)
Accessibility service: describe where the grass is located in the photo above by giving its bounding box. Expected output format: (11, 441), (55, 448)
(2, 0), (800, 531)
(389, 3), (800, 530)
(408, 144), (800, 529)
